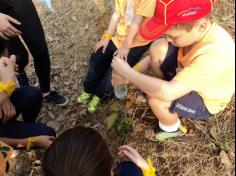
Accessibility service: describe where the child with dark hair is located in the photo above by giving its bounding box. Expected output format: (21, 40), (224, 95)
(0, 39), (56, 150)
(43, 126), (156, 176)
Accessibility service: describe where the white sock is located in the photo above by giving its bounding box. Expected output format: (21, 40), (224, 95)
(159, 119), (181, 132)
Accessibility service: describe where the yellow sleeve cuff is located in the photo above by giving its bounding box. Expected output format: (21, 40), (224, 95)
(26, 137), (38, 150)
(141, 157), (156, 176)
(0, 80), (16, 96)
(101, 31), (113, 40)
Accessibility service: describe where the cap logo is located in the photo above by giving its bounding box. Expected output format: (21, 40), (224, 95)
(178, 7), (201, 17)
(159, 0), (174, 25)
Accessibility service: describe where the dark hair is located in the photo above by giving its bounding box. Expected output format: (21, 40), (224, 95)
(43, 126), (113, 176)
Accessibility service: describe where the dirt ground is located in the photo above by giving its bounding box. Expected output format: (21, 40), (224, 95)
(8, 0), (235, 175)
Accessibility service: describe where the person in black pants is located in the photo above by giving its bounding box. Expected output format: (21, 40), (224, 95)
(0, 40), (55, 149)
(0, 0), (68, 106)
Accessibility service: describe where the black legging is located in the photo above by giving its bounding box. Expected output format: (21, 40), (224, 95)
(0, 0), (51, 93)
(0, 86), (55, 139)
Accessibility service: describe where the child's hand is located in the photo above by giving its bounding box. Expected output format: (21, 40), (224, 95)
(111, 57), (131, 78)
(1, 98), (16, 123)
(94, 39), (110, 53)
(0, 55), (17, 84)
(114, 47), (130, 61)
(35, 135), (55, 149)
(118, 145), (150, 170)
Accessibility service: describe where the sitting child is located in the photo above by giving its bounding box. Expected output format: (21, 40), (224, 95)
(0, 38), (55, 149)
(43, 126), (156, 176)
(111, 0), (235, 140)
(77, 0), (156, 112)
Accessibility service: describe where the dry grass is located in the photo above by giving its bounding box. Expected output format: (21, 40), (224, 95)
(8, 0), (235, 175)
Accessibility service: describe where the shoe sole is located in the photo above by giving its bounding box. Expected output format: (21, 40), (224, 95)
(56, 97), (69, 106)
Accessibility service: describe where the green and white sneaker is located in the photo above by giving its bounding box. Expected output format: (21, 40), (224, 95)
(145, 125), (188, 141)
(155, 130), (184, 141)
(87, 95), (100, 113)
(77, 91), (91, 103)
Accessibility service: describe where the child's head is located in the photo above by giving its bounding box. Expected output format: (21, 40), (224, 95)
(43, 126), (113, 176)
(140, 0), (215, 47)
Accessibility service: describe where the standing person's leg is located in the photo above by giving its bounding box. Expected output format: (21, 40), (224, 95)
(95, 43), (151, 98)
(6, 37), (30, 86)
(6, 0), (50, 93)
(6, 0), (67, 105)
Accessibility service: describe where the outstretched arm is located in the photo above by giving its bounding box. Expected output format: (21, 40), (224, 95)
(111, 57), (192, 101)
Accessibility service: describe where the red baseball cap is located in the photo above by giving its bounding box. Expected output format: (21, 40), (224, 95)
(140, 0), (215, 41)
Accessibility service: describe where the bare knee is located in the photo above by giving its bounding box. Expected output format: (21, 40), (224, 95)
(149, 38), (169, 64)
(148, 97), (168, 109)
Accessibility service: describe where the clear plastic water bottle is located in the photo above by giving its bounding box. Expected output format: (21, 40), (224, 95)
(114, 84), (128, 100)
(37, 0), (55, 12)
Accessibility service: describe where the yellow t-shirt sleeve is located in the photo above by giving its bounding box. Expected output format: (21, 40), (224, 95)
(115, 0), (121, 12)
(174, 53), (230, 91)
(136, 0), (156, 17)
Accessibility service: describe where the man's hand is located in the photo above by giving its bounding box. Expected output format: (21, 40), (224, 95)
(114, 47), (130, 61)
(94, 39), (110, 53)
(111, 57), (131, 78)
(0, 55), (17, 84)
(0, 13), (21, 39)
(1, 98), (16, 123)
(118, 145), (150, 170)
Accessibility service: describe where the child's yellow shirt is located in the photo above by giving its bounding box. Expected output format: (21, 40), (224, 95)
(112, 0), (156, 48)
(174, 23), (235, 114)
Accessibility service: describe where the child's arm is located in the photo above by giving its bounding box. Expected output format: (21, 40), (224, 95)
(133, 55), (151, 73)
(0, 56), (16, 104)
(94, 10), (120, 53)
(0, 136), (55, 149)
(112, 55), (150, 86)
(118, 145), (156, 176)
(114, 14), (144, 60)
(111, 57), (192, 102)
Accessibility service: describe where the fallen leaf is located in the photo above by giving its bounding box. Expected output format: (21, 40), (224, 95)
(220, 150), (234, 176)
(105, 112), (118, 130)
(48, 112), (55, 119)
(110, 102), (120, 112)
